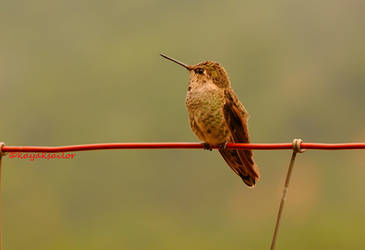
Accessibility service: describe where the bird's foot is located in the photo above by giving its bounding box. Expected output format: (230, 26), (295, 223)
(203, 143), (213, 151)
(218, 142), (228, 150)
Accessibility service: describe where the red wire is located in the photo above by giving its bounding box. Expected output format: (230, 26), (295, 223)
(1, 142), (365, 153)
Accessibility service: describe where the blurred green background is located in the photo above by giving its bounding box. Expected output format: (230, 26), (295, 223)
(1, 0), (364, 249)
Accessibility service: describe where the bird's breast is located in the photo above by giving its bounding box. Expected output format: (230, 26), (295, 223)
(185, 83), (223, 113)
(185, 83), (230, 144)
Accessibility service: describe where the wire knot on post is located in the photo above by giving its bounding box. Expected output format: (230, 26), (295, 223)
(0, 142), (6, 157)
(292, 138), (305, 153)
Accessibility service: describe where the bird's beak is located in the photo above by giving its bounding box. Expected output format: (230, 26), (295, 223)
(160, 54), (192, 70)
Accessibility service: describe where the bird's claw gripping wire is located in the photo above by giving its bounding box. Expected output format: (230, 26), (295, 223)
(203, 143), (213, 151)
(203, 142), (228, 151)
(218, 142), (228, 150)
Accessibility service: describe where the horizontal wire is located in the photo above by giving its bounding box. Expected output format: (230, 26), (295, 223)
(1, 142), (365, 153)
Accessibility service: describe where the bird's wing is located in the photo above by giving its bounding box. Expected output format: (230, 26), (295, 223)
(219, 89), (260, 186)
(226, 89), (250, 121)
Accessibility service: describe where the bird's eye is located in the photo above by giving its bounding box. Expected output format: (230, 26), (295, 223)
(195, 68), (204, 74)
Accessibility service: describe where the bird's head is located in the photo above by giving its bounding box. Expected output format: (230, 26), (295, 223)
(160, 54), (230, 88)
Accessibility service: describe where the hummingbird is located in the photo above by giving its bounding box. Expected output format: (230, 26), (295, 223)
(160, 54), (260, 187)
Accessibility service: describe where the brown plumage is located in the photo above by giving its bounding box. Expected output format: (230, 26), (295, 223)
(220, 90), (260, 186)
(160, 54), (260, 187)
